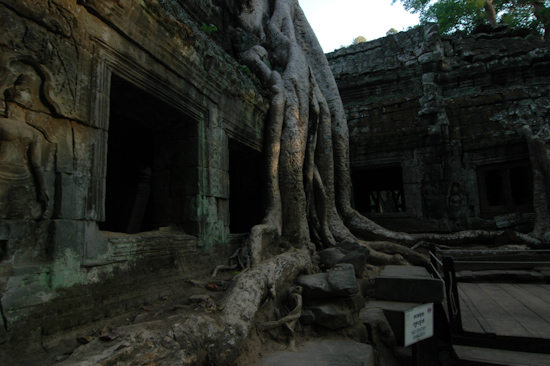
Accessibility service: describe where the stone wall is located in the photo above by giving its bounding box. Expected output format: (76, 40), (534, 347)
(328, 24), (550, 233)
(0, 0), (267, 343)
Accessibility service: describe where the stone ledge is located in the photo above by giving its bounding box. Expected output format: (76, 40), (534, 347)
(374, 265), (444, 303)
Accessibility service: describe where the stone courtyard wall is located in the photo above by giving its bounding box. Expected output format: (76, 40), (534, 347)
(0, 0), (267, 342)
(329, 24), (550, 233)
(2, 0), (549, 347)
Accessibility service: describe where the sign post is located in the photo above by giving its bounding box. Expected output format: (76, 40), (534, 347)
(403, 303), (434, 347)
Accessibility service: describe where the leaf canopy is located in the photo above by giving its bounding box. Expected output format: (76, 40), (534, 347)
(393, 0), (550, 36)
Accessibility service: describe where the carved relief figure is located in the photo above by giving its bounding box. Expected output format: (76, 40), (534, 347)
(0, 55), (53, 219)
(447, 181), (468, 229)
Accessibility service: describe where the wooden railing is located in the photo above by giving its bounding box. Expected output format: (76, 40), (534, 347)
(428, 245), (550, 335)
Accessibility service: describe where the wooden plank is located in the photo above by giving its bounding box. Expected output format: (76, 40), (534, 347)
(520, 284), (550, 304)
(459, 283), (530, 338)
(499, 284), (550, 328)
(457, 286), (485, 334)
(458, 284), (495, 335)
(477, 284), (549, 339)
(454, 345), (550, 366)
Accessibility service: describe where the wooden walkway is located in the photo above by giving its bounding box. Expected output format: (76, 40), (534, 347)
(458, 283), (550, 340)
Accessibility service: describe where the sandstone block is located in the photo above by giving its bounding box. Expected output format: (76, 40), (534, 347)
(374, 265), (444, 303)
(326, 263), (358, 297)
(308, 304), (354, 329)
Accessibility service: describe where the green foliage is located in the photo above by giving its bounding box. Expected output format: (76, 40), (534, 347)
(201, 22), (218, 35)
(499, 1), (550, 35)
(393, 0), (550, 36)
(386, 28), (399, 35)
(353, 35), (367, 44)
(424, 0), (487, 34)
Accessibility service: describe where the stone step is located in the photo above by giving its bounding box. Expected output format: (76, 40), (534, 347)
(374, 265), (444, 303)
(258, 339), (374, 366)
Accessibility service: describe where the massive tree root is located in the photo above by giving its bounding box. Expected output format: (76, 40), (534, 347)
(53, 3), (549, 364)
(238, 0), (544, 267)
(57, 249), (313, 366)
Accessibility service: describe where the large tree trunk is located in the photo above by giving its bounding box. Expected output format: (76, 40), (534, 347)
(484, 0), (498, 26)
(239, 0), (543, 265)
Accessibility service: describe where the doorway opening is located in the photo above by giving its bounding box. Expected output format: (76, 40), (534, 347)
(477, 160), (533, 217)
(229, 139), (263, 233)
(100, 74), (196, 234)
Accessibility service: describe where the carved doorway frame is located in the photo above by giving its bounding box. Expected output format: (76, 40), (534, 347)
(88, 38), (207, 230)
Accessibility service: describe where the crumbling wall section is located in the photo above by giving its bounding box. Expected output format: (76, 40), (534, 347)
(0, 0), (268, 343)
(329, 24), (550, 233)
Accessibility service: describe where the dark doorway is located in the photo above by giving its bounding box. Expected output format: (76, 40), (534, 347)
(352, 165), (406, 214)
(101, 101), (153, 232)
(229, 139), (263, 233)
(100, 74), (194, 233)
(477, 160), (533, 217)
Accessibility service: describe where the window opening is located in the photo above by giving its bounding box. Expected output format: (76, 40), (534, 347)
(352, 165), (405, 214)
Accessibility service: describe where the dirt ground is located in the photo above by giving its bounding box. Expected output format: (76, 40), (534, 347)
(0, 269), (235, 365)
(1, 254), (461, 366)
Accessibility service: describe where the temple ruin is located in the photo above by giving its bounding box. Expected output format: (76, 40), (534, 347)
(0, 0), (549, 364)
(330, 24), (549, 234)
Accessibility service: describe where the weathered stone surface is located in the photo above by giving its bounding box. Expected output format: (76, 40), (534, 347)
(318, 241), (369, 276)
(1, 269), (57, 325)
(339, 251), (368, 277)
(309, 294), (366, 313)
(300, 309), (316, 325)
(260, 339), (374, 366)
(374, 265), (444, 303)
(297, 272), (332, 299)
(298, 264), (358, 300)
(0, 0), (547, 362)
(338, 293), (366, 312)
(0, 0), (271, 346)
(308, 304), (354, 330)
(329, 23), (549, 234)
(326, 263), (358, 297)
(359, 307), (397, 346)
(318, 248), (346, 269)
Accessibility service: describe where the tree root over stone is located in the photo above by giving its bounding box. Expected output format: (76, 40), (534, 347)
(56, 249), (313, 366)
(260, 286), (303, 350)
(212, 247), (249, 277)
(237, 0), (543, 269)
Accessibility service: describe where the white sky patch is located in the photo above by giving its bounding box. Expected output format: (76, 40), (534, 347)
(298, 0), (420, 52)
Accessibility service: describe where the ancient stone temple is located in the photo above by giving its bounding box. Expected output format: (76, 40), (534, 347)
(0, 0), (268, 342)
(0, 0), (549, 355)
(329, 24), (550, 234)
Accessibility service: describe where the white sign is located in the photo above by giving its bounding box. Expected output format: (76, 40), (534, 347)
(403, 303), (434, 347)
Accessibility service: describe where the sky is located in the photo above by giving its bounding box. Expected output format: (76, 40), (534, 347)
(298, 0), (420, 53)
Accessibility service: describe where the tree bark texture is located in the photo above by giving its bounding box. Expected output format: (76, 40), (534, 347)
(239, 0), (544, 265)
(484, 0), (498, 26)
